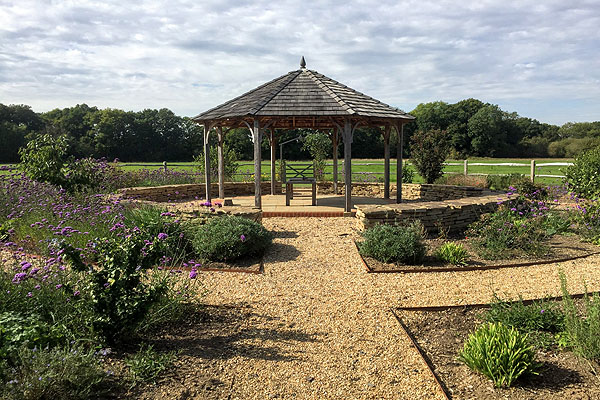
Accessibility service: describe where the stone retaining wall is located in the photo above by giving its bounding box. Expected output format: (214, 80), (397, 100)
(118, 182), (281, 202)
(355, 194), (504, 233)
(318, 182), (491, 201)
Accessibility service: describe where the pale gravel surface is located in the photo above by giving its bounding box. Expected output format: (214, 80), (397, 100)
(198, 217), (600, 400)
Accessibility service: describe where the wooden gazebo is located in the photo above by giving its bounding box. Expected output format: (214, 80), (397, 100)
(193, 57), (414, 212)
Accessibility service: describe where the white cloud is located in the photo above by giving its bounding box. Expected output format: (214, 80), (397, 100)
(0, 0), (599, 124)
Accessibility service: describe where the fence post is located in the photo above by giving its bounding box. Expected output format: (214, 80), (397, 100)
(163, 161), (167, 172)
(463, 160), (468, 176)
(530, 160), (536, 183)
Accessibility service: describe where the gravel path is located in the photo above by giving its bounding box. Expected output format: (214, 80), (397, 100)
(198, 217), (600, 400)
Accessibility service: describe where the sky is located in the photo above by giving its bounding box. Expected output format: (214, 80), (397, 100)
(1, 0), (599, 126)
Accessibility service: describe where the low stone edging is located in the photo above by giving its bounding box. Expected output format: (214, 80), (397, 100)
(318, 182), (492, 201)
(118, 182), (282, 202)
(355, 193), (503, 233)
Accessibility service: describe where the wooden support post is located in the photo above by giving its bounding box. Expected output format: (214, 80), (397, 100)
(252, 119), (262, 208)
(464, 159), (468, 176)
(342, 119), (352, 213)
(203, 125), (212, 202)
(269, 130), (276, 195)
(332, 127), (339, 195)
(530, 159), (536, 183)
(396, 123), (404, 203)
(383, 125), (391, 199)
(217, 127), (225, 200)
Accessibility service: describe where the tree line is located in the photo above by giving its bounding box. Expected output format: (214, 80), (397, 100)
(1, 101), (599, 163)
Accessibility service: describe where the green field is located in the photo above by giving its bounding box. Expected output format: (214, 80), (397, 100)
(1, 157), (573, 185)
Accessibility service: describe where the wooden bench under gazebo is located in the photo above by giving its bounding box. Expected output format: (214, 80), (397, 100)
(192, 57), (414, 213)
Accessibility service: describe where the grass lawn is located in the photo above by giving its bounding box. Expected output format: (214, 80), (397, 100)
(1, 157), (573, 185)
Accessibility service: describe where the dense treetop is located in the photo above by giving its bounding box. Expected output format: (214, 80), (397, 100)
(1, 101), (598, 163)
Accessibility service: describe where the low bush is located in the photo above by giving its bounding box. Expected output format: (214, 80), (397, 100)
(486, 173), (526, 191)
(459, 322), (539, 387)
(571, 199), (600, 244)
(467, 208), (548, 260)
(1, 345), (107, 400)
(402, 163), (415, 183)
(359, 222), (426, 264)
(189, 215), (273, 262)
(485, 295), (564, 335)
(126, 344), (176, 386)
(560, 272), (600, 361)
(565, 145), (600, 198)
(435, 242), (469, 266)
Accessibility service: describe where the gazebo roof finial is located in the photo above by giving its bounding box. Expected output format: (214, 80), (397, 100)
(300, 56), (306, 69)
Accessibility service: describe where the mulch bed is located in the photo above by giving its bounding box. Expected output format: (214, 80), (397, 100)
(396, 304), (600, 400)
(359, 235), (600, 273)
(197, 256), (263, 274)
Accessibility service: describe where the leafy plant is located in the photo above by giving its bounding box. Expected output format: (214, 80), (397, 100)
(125, 344), (176, 386)
(61, 233), (170, 343)
(18, 134), (68, 188)
(459, 322), (539, 387)
(486, 173), (525, 191)
(402, 163), (414, 183)
(358, 222), (426, 264)
(565, 145), (600, 198)
(194, 143), (239, 181)
(1, 345), (107, 400)
(467, 208), (549, 260)
(435, 242), (469, 266)
(302, 131), (330, 181)
(410, 129), (450, 184)
(559, 272), (600, 361)
(0, 313), (66, 361)
(485, 295), (564, 335)
(189, 215), (273, 262)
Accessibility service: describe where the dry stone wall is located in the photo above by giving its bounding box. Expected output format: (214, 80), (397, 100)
(118, 182), (281, 202)
(318, 182), (491, 200)
(355, 194), (504, 233)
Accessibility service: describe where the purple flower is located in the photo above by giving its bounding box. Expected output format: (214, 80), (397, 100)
(12, 272), (27, 283)
(27, 292), (33, 297)
(157, 232), (168, 240)
(189, 269), (197, 279)
(240, 234), (246, 242)
(55, 284), (63, 289)
(540, 309), (545, 314)
(73, 290), (80, 297)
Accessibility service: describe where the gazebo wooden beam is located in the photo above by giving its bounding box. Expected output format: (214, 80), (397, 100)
(383, 125), (391, 199)
(396, 123), (404, 203)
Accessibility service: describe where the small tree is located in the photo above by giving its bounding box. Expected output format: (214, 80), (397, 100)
(565, 145), (600, 198)
(410, 129), (450, 184)
(194, 144), (239, 181)
(301, 131), (330, 180)
(18, 134), (68, 187)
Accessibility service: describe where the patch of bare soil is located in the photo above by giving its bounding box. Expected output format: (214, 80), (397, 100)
(397, 306), (600, 400)
(363, 235), (599, 272)
(104, 303), (257, 400)
(198, 255), (263, 273)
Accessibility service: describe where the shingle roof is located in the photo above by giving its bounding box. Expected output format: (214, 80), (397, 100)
(193, 66), (414, 122)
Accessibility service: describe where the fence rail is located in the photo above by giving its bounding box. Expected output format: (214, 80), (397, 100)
(3, 160), (572, 182)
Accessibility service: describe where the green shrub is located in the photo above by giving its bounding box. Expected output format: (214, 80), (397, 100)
(194, 143), (239, 181)
(410, 129), (450, 184)
(0, 313), (66, 361)
(402, 163), (414, 183)
(61, 233), (171, 344)
(571, 199), (600, 244)
(459, 322), (539, 387)
(467, 209), (548, 260)
(190, 215), (273, 262)
(559, 272), (600, 361)
(359, 222), (426, 264)
(18, 134), (68, 188)
(126, 344), (176, 386)
(485, 295), (564, 335)
(1, 345), (107, 400)
(565, 145), (600, 198)
(486, 173), (525, 191)
(435, 242), (469, 266)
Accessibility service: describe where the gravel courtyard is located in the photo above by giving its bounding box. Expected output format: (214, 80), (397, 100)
(184, 217), (600, 400)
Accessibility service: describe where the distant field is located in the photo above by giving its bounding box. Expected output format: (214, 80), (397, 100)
(2, 157), (573, 185)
